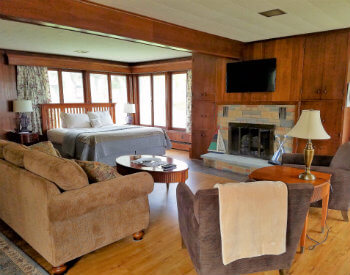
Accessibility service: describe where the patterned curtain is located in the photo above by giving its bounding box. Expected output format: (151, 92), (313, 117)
(186, 70), (192, 133)
(17, 66), (51, 134)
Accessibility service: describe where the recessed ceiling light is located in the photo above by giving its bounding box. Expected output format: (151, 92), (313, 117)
(259, 9), (286, 17)
(74, 50), (89, 54)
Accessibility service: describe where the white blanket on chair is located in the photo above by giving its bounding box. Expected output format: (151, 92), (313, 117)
(214, 181), (288, 265)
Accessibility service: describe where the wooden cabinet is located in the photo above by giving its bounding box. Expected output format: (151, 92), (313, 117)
(192, 101), (216, 131)
(191, 53), (221, 158)
(301, 31), (348, 100)
(296, 100), (344, 155)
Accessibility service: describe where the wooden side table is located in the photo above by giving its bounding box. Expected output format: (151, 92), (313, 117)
(6, 131), (40, 146)
(116, 155), (189, 190)
(249, 165), (331, 253)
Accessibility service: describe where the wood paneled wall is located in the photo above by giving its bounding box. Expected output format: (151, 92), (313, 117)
(216, 36), (305, 104)
(0, 51), (17, 138)
(212, 29), (350, 156)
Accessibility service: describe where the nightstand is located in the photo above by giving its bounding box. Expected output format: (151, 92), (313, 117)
(7, 131), (40, 146)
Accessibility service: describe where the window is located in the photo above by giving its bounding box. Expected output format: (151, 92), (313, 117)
(62, 71), (84, 103)
(138, 75), (152, 125)
(171, 73), (187, 129)
(90, 73), (109, 103)
(137, 72), (188, 129)
(111, 75), (128, 125)
(153, 75), (166, 127)
(48, 70), (60, 103)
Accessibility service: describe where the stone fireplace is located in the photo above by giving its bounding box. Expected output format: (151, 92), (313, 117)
(202, 104), (296, 175)
(228, 123), (275, 160)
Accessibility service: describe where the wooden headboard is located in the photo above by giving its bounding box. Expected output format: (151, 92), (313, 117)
(41, 103), (116, 133)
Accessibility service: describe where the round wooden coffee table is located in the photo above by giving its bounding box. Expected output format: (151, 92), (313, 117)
(116, 155), (189, 189)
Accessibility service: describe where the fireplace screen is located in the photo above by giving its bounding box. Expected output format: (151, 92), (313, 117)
(228, 123), (275, 160)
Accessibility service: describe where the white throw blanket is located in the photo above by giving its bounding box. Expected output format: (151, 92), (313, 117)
(214, 181), (288, 265)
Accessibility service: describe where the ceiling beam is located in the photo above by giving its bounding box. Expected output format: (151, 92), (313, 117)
(0, 0), (243, 59)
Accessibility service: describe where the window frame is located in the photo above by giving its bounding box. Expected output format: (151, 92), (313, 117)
(47, 69), (131, 106)
(136, 71), (187, 131)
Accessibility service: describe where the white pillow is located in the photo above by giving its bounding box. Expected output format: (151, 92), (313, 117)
(90, 118), (104, 128)
(88, 111), (113, 127)
(60, 112), (91, 129)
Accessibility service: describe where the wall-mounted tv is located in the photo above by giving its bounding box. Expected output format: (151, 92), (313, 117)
(226, 58), (276, 93)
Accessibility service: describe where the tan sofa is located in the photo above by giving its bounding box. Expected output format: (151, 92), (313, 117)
(0, 141), (154, 274)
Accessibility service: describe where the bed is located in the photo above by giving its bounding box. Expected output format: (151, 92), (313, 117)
(41, 103), (171, 166)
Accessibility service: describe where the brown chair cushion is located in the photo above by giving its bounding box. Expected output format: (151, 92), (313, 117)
(24, 150), (89, 191)
(0, 140), (10, 159)
(74, 160), (122, 183)
(29, 141), (61, 157)
(330, 142), (350, 170)
(3, 143), (28, 167)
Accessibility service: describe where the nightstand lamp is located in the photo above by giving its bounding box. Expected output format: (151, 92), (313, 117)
(124, 103), (136, 124)
(287, 110), (330, 180)
(13, 100), (33, 133)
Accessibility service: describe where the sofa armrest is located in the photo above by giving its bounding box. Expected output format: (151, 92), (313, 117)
(48, 172), (154, 222)
(282, 153), (333, 167)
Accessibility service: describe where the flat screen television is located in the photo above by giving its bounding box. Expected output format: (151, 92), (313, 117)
(226, 58), (276, 93)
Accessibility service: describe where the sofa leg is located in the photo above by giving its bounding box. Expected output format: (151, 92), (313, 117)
(52, 264), (67, 275)
(279, 269), (289, 275)
(181, 237), (186, 249)
(133, 230), (145, 241)
(341, 210), (349, 222)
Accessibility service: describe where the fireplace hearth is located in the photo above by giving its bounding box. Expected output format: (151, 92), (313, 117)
(228, 123), (275, 160)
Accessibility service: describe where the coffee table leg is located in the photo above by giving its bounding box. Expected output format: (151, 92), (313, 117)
(321, 185), (330, 233)
(300, 211), (309, 253)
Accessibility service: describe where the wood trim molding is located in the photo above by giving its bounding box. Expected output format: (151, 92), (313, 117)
(7, 52), (131, 73)
(0, 0), (243, 58)
(131, 58), (192, 74)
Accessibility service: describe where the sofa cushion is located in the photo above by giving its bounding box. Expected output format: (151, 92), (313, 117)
(0, 140), (10, 159)
(330, 142), (350, 170)
(74, 160), (122, 183)
(24, 150), (89, 191)
(3, 143), (28, 167)
(29, 141), (61, 157)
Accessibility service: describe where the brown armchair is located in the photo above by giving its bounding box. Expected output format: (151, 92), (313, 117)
(282, 142), (350, 221)
(176, 182), (313, 275)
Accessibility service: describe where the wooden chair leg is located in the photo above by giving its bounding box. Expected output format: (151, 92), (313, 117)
(279, 269), (289, 275)
(52, 264), (67, 275)
(133, 230), (145, 241)
(341, 210), (349, 222)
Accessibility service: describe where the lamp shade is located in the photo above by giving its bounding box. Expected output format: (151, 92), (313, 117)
(287, 110), (330, 140)
(13, 100), (33, 113)
(124, 103), (136, 114)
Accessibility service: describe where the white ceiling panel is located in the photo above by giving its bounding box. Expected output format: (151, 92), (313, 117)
(92, 0), (350, 42)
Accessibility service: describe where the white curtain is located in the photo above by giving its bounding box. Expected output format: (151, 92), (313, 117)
(186, 70), (192, 133)
(17, 66), (51, 134)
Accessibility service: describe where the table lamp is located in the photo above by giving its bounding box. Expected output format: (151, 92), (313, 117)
(124, 103), (136, 124)
(287, 110), (330, 180)
(13, 100), (33, 132)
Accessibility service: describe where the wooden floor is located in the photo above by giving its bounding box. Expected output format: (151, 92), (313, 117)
(1, 149), (350, 275)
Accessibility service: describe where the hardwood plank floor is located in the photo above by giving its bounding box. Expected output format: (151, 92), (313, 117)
(0, 149), (349, 275)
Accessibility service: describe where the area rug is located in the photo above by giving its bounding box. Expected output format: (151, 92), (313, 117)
(0, 232), (48, 275)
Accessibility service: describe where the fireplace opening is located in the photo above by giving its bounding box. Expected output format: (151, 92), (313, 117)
(228, 123), (275, 160)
